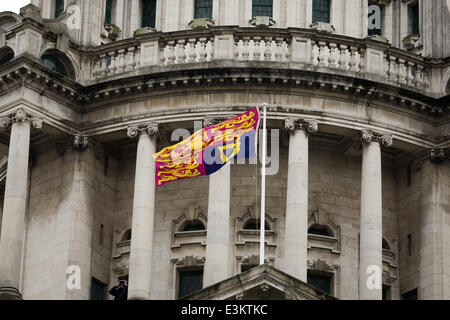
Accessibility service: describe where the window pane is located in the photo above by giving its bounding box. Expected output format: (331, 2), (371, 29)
(368, 6), (382, 36)
(178, 270), (203, 299)
(105, 0), (113, 24)
(55, 0), (65, 18)
(41, 54), (68, 77)
(142, 0), (157, 28)
(252, 0), (273, 18)
(411, 4), (419, 35)
(307, 273), (331, 294)
(194, 0), (213, 19)
(312, 0), (330, 23)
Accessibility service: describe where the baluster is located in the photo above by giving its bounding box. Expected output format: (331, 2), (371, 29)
(166, 41), (176, 65)
(249, 39), (256, 61)
(388, 56), (398, 82)
(282, 40), (289, 61)
(328, 43), (339, 68)
(134, 47), (140, 69)
(176, 40), (186, 64)
(339, 45), (349, 70)
(312, 41), (320, 65)
(117, 49), (126, 74)
(398, 58), (407, 84)
(407, 61), (415, 86)
(349, 46), (360, 72)
(205, 39), (213, 61)
(93, 56), (101, 79)
(318, 41), (329, 67)
(359, 48), (365, 72)
(125, 47), (135, 72)
(271, 39), (278, 61)
(236, 39), (244, 61)
(383, 54), (390, 79)
(243, 37), (250, 60)
(263, 37), (271, 61)
(108, 52), (116, 76)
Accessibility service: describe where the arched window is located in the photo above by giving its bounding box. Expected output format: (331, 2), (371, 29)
(40, 50), (75, 79)
(142, 0), (157, 28)
(243, 219), (270, 230)
(121, 229), (132, 241)
(181, 220), (205, 232)
(252, 0), (273, 18)
(0, 48), (14, 66)
(194, 0), (213, 19)
(312, 0), (331, 24)
(308, 224), (333, 237)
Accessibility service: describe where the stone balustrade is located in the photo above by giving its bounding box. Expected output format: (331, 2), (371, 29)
(87, 28), (430, 93)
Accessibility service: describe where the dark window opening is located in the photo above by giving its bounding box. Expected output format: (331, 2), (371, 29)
(411, 3), (419, 35)
(122, 229), (132, 241)
(41, 54), (68, 77)
(308, 224), (332, 237)
(90, 278), (106, 300)
(383, 285), (391, 300)
(312, 0), (331, 23)
(241, 264), (258, 273)
(252, 0), (273, 18)
(402, 288), (418, 300)
(307, 272), (332, 295)
(55, 0), (65, 18)
(243, 219), (270, 230)
(0, 51), (14, 65)
(181, 221), (205, 232)
(194, 0), (213, 19)
(105, 0), (113, 24)
(382, 238), (390, 250)
(178, 269), (203, 299)
(142, 0), (157, 28)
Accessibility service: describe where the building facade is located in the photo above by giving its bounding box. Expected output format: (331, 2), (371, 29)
(0, 0), (448, 300)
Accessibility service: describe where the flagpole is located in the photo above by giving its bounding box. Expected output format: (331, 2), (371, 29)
(259, 103), (267, 266)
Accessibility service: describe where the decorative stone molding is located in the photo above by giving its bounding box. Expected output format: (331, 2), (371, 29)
(189, 18), (215, 29)
(249, 16), (276, 27)
(73, 135), (88, 151)
(173, 255), (205, 268)
(284, 118), (318, 135)
(310, 22), (335, 34)
(413, 148), (449, 170)
(127, 122), (159, 138)
(361, 129), (393, 147)
(171, 205), (207, 249)
(0, 108), (43, 130)
(307, 209), (341, 254)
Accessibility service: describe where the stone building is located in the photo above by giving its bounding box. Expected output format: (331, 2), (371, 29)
(0, 0), (448, 300)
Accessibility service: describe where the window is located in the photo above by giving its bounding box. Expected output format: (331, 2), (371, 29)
(105, 0), (113, 24)
(0, 49), (14, 65)
(41, 54), (68, 77)
(90, 278), (106, 300)
(181, 221), (205, 232)
(402, 288), (418, 300)
(252, 0), (273, 18)
(368, 5), (383, 36)
(312, 0), (331, 23)
(55, 0), (65, 18)
(410, 3), (419, 35)
(122, 229), (132, 241)
(243, 219), (270, 230)
(142, 0), (157, 28)
(307, 272), (332, 294)
(308, 224), (332, 237)
(241, 264), (258, 272)
(178, 269), (203, 299)
(194, 0), (213, 19)
(383, 285), (391, 300)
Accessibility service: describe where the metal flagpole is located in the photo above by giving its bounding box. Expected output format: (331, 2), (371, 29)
(259, 103), (267, 266)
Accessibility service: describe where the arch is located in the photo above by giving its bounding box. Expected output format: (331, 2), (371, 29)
(308, 223), (333, 237)
(0, 47), (14, 66)
(180, 220), (205, 232)
(0, 12), (22, 31)
(40, 49), (76, 79)
(39, 46), (79, 80)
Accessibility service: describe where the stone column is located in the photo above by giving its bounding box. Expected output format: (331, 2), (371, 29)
(0, 108), (42, 300)
(203, 163), (231, 288)
(127, 123), (159, 300)
(283, 118), (318, 282)
(359, 129), (392, 300)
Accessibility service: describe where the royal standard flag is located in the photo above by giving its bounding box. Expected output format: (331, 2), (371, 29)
(153, 107), (260, 187)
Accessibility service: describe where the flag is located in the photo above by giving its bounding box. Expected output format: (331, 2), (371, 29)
(153, 107), (260, 187)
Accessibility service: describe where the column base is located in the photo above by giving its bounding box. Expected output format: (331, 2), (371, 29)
(0, 287), (22, 300)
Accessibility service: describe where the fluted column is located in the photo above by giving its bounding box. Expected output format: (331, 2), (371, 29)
(203, 163), (231, 288)
(0, 108), (42, 300)
(283, 118), (318, 282)
(127, 123), (159, 300)
(359, 129), (392, 300)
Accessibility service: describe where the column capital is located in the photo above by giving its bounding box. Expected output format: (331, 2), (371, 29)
(127, 122), (159, 138)
(73, 135), (89, 151)
(0, 108), (43, 130)
(284, 118), (318, 135)
(203, 115), (234, 128)
(414, 147), (449, 170)
(361, 129), (393, 147)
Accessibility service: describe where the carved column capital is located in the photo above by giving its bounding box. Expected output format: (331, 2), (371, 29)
(361, 129), (393, 147)
(284, 118), (318, 135)
(0, 108), (43, 130)
(73, 135), (89, 151)
(127, 122), (159, 138)
(203, 115), (232, 128)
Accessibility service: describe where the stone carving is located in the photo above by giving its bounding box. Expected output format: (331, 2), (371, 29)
(361, 129), (393, 147)
(0, 108), (43, 130)
(284, 118), (319, 135)
(414, 148), (449, 169)
(73, 135), (88, 151)
(127, 122), (159, 138)
(429, 148), (448, 163)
